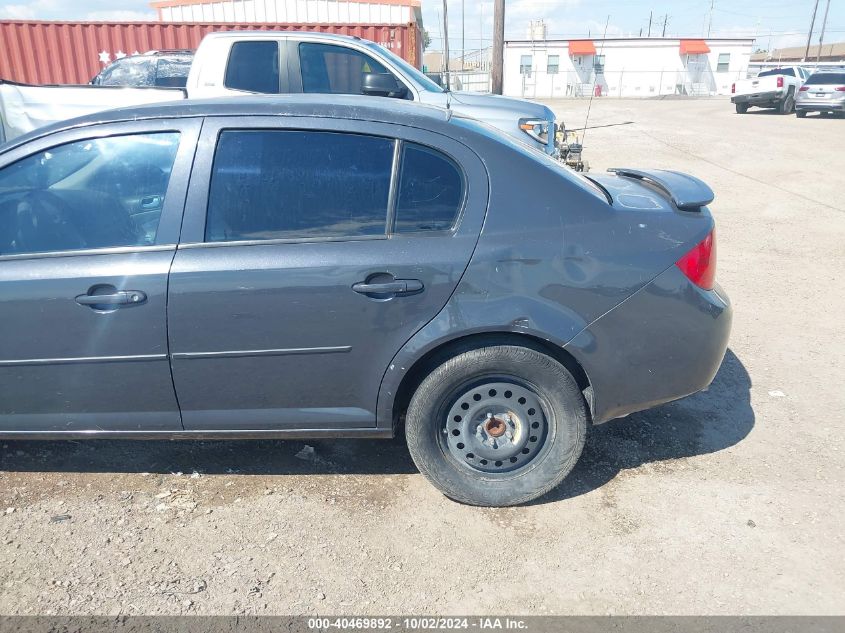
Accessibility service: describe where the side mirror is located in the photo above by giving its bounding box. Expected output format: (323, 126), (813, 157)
(362, 72), (408, 98)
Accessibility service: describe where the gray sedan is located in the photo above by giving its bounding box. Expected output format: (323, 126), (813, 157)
(0, 96), (731, 506)
(796, 71), (845, 117)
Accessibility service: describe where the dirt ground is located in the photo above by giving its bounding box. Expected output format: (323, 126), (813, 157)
(1, 98), (843, 616)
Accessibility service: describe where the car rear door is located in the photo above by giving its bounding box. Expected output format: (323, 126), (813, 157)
(167, 116), (488, 431)
(0, 119), (200, 433)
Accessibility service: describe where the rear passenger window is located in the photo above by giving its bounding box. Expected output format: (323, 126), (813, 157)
(225, 41), (280, 94)
(394, 143), (463, 233)
(206, 130), (394, 242)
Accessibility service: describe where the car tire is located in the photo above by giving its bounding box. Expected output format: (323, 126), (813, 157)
(405, 345), (587, 506)
(735, 103), (748, 114)
(779, 92), (795, 114)
(796, 110), (807, 118)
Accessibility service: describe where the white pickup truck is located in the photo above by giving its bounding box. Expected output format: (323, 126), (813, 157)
(731, 66), (811, 114)
(1, 31), (559, 157)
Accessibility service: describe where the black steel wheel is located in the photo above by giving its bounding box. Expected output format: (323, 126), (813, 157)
(443, 379), (550, 475)
(405, 344), (587, 506)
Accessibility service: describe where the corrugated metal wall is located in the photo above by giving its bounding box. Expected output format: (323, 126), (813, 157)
(0, 20), (421, 85)
(155, 0), (417, 26)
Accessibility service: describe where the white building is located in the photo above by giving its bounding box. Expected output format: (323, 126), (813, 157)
(504, 37), (755, 98)
(152, 0), (422, 25)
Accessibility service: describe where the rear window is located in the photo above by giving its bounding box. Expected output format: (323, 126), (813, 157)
(758, 68), (795, 78)
(804, 72), (845, 85)
(225, 41), (280, 94)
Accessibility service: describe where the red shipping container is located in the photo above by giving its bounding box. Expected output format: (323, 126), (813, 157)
(0, 20), (421, 85)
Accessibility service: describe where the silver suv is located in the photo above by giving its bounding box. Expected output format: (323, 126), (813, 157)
(796, 71), (845, 118)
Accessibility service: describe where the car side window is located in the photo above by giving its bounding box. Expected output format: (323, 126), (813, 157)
(155, 56), (192, 88)
(299, 42), (389, 95)
(394, 143), (464, 233)
(205, 130), (394, 242)
(225, 41), (280, 94)
(97, 58), (155, 87)
(0, 133), (181, 256)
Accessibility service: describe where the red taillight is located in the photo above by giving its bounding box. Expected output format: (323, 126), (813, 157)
(676, 230), (716, 291)
(799, 86), (809, 91)
(731, 83), (735, 94)
(777, 76), (784, 88)
(836, 86), (845, 92)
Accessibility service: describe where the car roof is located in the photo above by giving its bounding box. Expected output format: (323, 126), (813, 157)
(1, 95), (455, 153)
(201, 30), (364, 44)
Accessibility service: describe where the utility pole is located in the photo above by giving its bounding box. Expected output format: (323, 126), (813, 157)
(803, 0), (820, 61)
(662, 14), (668, 37)
(491, 0), (505, 95)
(648, 10), (653, 37)
(461, 0), (465, 73)
(706, 0), (714, 38)
(816, 0), (832, 65)
(442, 0), (450, 90)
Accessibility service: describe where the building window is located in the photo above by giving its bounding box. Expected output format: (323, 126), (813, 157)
(547, 54), (560, 74)
(593, 55), (606, 73)
(717, 53), (730, 73)
(520, 55), (533, 76)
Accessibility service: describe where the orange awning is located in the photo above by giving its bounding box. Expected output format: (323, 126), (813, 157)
(679, 39), (710, 55)
(568, 40), (596, 56)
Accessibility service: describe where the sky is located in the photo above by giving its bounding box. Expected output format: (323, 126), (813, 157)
(0, 0), (842, 53)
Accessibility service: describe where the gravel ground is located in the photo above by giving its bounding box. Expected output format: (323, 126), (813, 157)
(1, 98), (843, 616)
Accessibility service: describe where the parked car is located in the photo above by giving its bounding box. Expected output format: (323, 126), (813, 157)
(91, 50), (193, 88)
(731, 66), (810, 114)
(0, 95), (731, 506)
(2, 32), (559, 157)
(796, 71), (845, 118)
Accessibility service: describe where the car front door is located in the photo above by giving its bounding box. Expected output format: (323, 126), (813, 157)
(167, 116), (488, 430)
(0, 119), (200, 433)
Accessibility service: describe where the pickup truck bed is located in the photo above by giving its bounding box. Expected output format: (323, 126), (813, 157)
(731, 66), (809, 115)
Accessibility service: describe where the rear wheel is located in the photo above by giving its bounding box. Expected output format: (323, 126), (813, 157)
(405, 345), (587, 506)
(796, 109), (807, 118)
(735, 103), (749, 114)
(779, 92), (795, 114)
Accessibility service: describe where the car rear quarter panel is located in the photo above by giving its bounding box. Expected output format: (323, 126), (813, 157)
(378, 122), (718, 428)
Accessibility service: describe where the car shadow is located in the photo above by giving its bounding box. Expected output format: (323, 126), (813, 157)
(743, 109), (788, 115)
(1, 350), (753, 503)
(532, 348), (754, 504)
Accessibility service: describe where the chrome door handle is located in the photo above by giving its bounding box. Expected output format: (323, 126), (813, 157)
(75, 291), (147, 307)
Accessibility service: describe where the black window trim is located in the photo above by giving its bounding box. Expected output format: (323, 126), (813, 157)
(199, 128), (399, 247)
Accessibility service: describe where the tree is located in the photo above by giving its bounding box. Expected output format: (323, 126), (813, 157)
(423, 29), (432, 50)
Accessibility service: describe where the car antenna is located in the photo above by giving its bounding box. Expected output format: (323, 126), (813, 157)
(580, 15), (611, 152)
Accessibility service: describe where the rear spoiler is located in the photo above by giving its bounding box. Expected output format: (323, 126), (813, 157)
(608, 168), (715, 211)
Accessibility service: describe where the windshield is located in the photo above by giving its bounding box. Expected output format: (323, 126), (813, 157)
(363, 42), (445, 93)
